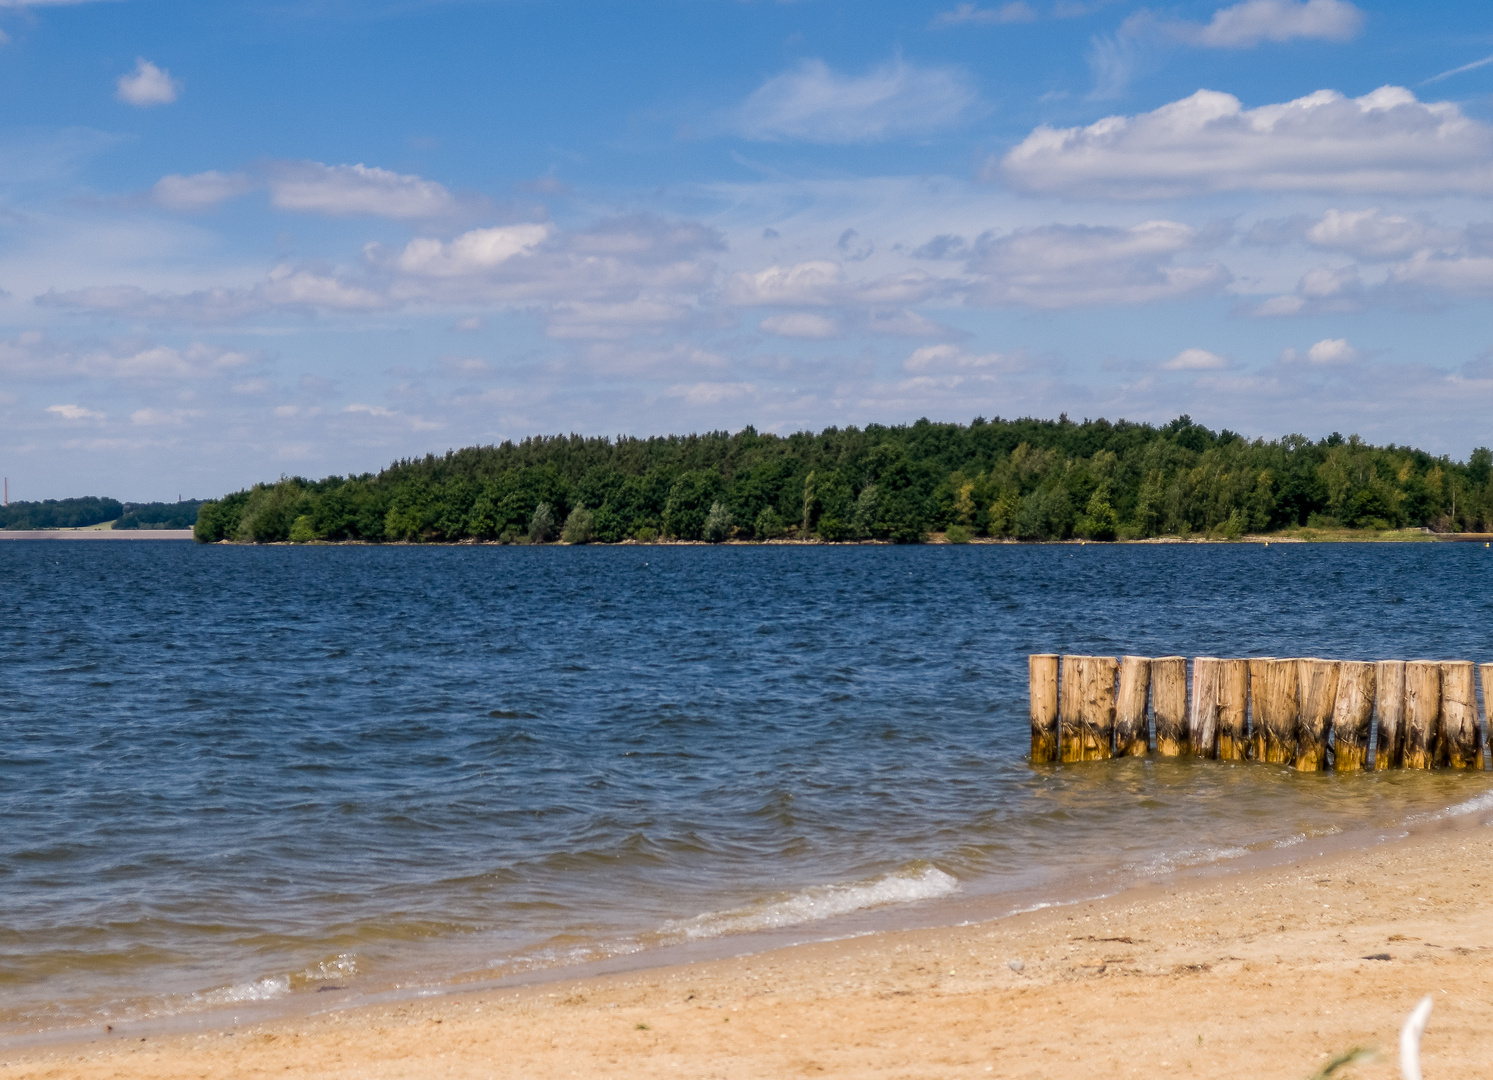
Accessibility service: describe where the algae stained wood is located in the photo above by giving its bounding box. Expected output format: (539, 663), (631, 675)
(1256, 658), (1301, 765)
(1403, 660), (1441, 770)
(1479, 663), (1493, 772)
(1058, 655), (1083, 763)
(1028, 654), (1059, 764)
(1438, 661), (1478, 769)
(1077, 655), (1119, 761)
(1151, 656), (1189, 757)
(1115, 655), (1151, 757)
(1248, 658), (1273, 762)
(1216, 659), (1249, 761)
(1295, 659), (1341, 772)
(1331, 661), (1375, 771)
(1374, 660), (1406, 770)
(1189, 658), (1223, 759)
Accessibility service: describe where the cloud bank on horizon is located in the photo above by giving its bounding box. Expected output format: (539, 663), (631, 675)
(0, 0), (1491, 499)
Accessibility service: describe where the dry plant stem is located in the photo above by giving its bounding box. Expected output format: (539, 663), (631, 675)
(1151, 656), (1189, 757)
(1114, 655), (1151, 757)
(1189, 657), (1221, 759)
(1375, 660), (1406, 769)
(1331, 661), (1375, 771)
(1295, 659), (1340, 772)
(1216, 659), (1249, 761)
(1058, 655), (1083, 763)
(1438, 661), (1478, 769)
(1258, 658), (1301, 765)
(1403, 660), (1441, 770)
(1028, 654), (1059, 764)
(1077, 655), (1118, 760)
(1247, 657), (1273, 761)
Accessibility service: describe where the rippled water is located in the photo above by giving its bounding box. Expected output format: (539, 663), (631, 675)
(2, 540), (1491, 1037)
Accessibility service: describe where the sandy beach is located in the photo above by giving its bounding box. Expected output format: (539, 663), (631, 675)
(4, 815), (1489, 1080)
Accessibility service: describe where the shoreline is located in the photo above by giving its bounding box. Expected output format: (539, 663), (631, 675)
(6, 808), (1490, 1078)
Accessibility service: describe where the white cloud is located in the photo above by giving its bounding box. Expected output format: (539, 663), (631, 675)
(1303, 208), (1459, 260)
(997, 86), (1493, 198)
(115, 59), (179, 107)
(759, 313), (840, 339)
(964, 221), (1230, 307)
(152, 171), (255, 211)
(0, 334), (252, 381)
(736, 58), (979, 143)
(544, 298), (693, 340)
(931, 2), (1037, 27)
(131, 407), (203, 426)
(46, 403), (105, 421)
(904, 344), (1024, 371)
(1387, 251), (1493, 298)
(727, 261), (845, 306)
(1162, 347), (1229, 370)
(1307, 337), (1360, 364)
(269, 162), (457, 218)
(1171, 0), (1363, 48)
(664, 381), (756, 407)
(393, 224), (549, 276)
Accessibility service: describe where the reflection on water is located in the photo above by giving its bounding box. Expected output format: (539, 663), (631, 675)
(1, 540), (1491, 1036)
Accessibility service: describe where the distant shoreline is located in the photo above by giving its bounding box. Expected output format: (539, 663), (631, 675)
(0, 530), (195, 541)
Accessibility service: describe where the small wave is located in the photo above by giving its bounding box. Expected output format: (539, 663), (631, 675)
(1416, 790), (1493, 823)
(193, 975), (291, 1007)
(665, 866), (959, 941)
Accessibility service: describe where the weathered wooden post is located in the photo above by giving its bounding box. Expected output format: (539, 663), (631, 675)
(1374, 660), (1406, 770)
(1029, 654), (1059, 764)
(1403, 660), (1441, 770)
(1439, 661), (1478, 769)
(1190, 657), (1222, 759)
(1217, 659), (1249, 761)
(1255, 658), (1301, 764)
(1058, 655), (1082, 762)
(1078, 655), (1119, 761)
(1115, 655), (1151, 757)
(1248, 658), (1272, 761)
(1152, 656), (1188, 756)
(1295, 659), (1341, 771)
(1479, 662), (1493, 772)
(1331, 661), (1375, 771)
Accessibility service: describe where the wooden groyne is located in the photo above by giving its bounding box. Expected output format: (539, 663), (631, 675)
(1028, 654), (1493, 770)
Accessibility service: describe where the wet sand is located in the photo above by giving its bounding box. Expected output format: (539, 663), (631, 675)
(4, 817), (1490, 1079)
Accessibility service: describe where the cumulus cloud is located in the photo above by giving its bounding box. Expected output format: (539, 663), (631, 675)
(736, 58), (979, 143)
(759, 313), (840, 339)
(1307, 337), (1360, 364)
(116, 58), (179, 107)
(0, 333), (252, 380)
(152, 170), (255, 211)
(903, 344), (1026, 372)
(1303, 208), (1460, 260)
(930, 2), (1038, 27)
(997, 86), (1493, 198)
(1168, 0), (1363, 48)
(1162, 347), (1229, 370)
(269, 162), (458, 218)
(964, 220), (1230, 307)
(46, 403), (105, 421)
(728, 261), (844, 306)
(393, 224), (550, 276)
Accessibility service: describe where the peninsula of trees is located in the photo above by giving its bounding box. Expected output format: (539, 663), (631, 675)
(191, 416), (1493, 545)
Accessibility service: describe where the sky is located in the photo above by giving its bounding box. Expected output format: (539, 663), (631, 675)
(3, 0), (1493, 500)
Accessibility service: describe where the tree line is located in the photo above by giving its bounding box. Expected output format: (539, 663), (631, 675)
(0, 497), (205, 531)
(189, 416), (1493, 544)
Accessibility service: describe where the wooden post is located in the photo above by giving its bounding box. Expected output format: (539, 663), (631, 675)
(1479, 663), (1493, 772)
(1248, 658), (1273, 761)
(1115, 655), (1151, 757)
(1255, 658), (1300, 764)
(1374, 660), (1406, 770)
(1217, 659), (1249, 761)
(1059, 655), (1082, 763)
(1190, 657), (1222, 759)
(1403, 660), (1441, 770)
(1078, 656), (1119, 761)
(1439, 661), (1478, 769)
(1029, 654), (1059, 764)
(1151, 656), (1188, 757)
(1295, 659), (1340, 771)
(1331, 661), (1375, 771)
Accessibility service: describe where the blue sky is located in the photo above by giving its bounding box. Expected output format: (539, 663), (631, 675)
(3, 0), (1493, 499)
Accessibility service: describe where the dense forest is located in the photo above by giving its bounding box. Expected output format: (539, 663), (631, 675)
(0, 497), (203, 530)
(191, 416), (1493, 544)
(0, 496), (123, 530)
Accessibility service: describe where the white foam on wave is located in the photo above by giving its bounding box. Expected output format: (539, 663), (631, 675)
(1416, 790), (1493, 823)
(665, 866), (960, 942)
(194, 975), (291, 1007)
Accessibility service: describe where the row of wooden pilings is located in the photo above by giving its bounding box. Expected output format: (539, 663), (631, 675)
(1028, 655), (1492, 771)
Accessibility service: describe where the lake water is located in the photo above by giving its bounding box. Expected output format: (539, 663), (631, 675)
(2, 540), (1491, 1040)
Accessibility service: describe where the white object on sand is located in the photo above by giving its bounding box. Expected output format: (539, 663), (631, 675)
(1400, 995), (1433, 1080)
